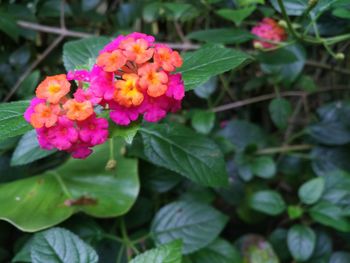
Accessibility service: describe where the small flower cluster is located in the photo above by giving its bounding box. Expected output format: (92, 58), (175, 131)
(24, 32), (185, 158)
(251, 18), (287, 49)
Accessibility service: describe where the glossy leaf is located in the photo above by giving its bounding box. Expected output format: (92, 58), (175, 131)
(140, 123), (228, 187)
(31, 227), (98, 263)
(251, 156), (276, 179)
(0, 101), (31, 142)
(269, 98), (292, 129)
(310, 201), (350, 232)
(130, 240), (182, 263)
(178, 46), (252, 91)
(190, 238), (241, 263)
(329, 252), (350, 263)
(63, 37), (110, 71)
(0, 11), (19, 41)
(151, 201), (228, 254)
(0, 138), (139, 232)
(194, 77), (218, 99)
(249, 190), (286, 215)
(11, 130), (56, 166)
(187, 28), (253, 44)
(287, 225), (316, 262)
(261, 44), (306, 85)
(191, 110), (215, 135)
(216, 6), (256, 25)
(298, 177), (325, 205)
(218, 120), (267, 151)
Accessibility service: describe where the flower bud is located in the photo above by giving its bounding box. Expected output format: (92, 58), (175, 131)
(253, 41), (264, 50)
(308, 0), (318, 7)
(278, 20), (288, 29)
(105, 159), (117, 171)
(335, 52), (345, 61)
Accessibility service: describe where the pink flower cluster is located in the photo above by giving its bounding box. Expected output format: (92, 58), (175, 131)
(24, 97), (108, 159)
(68, 32), (185, 126)
(251, 18), (287, 49)
(24, 32), (185, 159)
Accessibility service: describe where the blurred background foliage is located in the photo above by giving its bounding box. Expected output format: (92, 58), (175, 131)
(1, 0), (350, 262)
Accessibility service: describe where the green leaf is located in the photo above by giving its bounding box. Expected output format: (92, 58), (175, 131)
(194, 77), (218, 99)
(269, 98), (292, 129)
(191, 110), (215, 135)
(140, 123), (228, 187)
(0, 138), (139, 232)
(178, 46), (252, 91)
(31, 227), (98, 263)
(143, 2), (162, 22)
(333, 8), (350, 19)
(0, 11), (19, 41)
(151, 201), (228, 254)
(329, 252), (350, 263)
(309, 201), (350, 232)
(261, 44), (306, 86)
(218, 120), (267, 151)
(17, 71), (40, 99)
(269, 0), (307, 16)
(11, 130), (56, 166)
(287, 225), (316, 262)
(130, 240), (182, 263)
(298, 177), (325, 205)
(0, 101), (31, 142)
(63, 37), (110, 71)
(163, 3), (199, 21)
(190, 238), (241, 263)
(216, 6), (256, 25)
(296, 75), (318, 92)
(311, 147), (350, 176)
(249, 190), (286, 215)
(287, 205), (303, 219)
(111, 122), (140, 144)
(187, 28), (253, 44)
(251, 156), (276, 179)
(142, 165), (181, 193)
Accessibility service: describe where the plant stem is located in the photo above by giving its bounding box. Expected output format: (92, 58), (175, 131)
(120, 218), (140, 258)
(256, 144), (313, 155)
(102, 233), (124, 243)
(276, 0), (299, 39)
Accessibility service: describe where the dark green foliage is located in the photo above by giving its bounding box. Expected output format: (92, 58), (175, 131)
(1, 0), (350, 262)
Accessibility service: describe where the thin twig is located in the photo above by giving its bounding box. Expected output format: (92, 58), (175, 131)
(17, 20), (94, 38)
(256, 144), (313, 155)
(60, 0), (66, 30)
(212, 91), (305, 112)
(212, 87), (349, 113)
(174, 21), (188, 44)
(306, 60), (350, 75)
(3, 35), (65, 102)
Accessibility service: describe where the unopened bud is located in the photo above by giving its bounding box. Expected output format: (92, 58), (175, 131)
(278, 20), (287, 29)
(105, 159), (117, 171)
(253, 41), (264, 50)
(308, 0), (318, 7)
(335, 52), (345, 61)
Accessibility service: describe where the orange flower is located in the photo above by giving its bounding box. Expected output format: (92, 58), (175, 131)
(154, 47), (183, 72)
(36, 74), (71, 104)
(63, 99), (93, 121)
(96, 50), (127, 72)
(138, 64), (168, 97)
(30, 103), (61, 128)
(114, 74), (144, 108)
(119, 38), (154, 64)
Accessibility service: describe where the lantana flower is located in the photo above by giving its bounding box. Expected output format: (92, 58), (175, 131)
(251, 18), (287, 49)
(24, 32), (185, 159)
